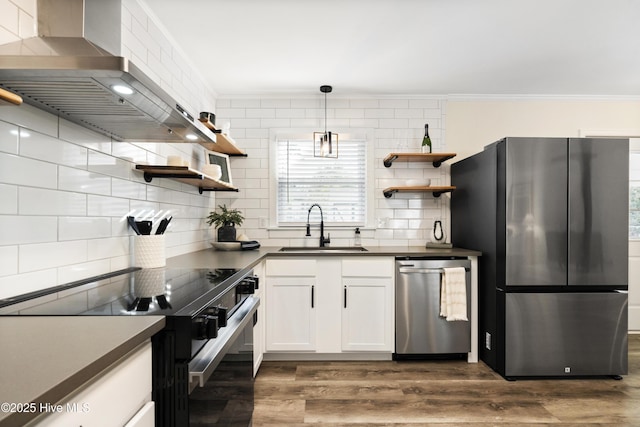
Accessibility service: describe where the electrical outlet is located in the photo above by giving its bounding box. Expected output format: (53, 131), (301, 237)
(485, 332), (491, 350)
(564, 367), (571, 374)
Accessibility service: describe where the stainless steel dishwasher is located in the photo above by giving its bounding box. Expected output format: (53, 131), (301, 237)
(395, 257), (471, 358)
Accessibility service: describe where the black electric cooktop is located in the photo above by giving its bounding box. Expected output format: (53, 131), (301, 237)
(0, 267), (248, 317)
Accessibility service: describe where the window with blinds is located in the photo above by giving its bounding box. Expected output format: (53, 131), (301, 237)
(276, 137), (367, 225)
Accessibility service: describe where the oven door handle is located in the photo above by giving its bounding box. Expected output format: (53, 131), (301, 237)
(188, 295), (260, 393)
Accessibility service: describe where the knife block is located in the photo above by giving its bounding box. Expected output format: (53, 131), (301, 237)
(134, 235), (166, 268)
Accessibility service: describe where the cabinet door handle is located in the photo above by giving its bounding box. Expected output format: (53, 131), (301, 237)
(311, 285), (315, 308)
(344, 286), (347, 308)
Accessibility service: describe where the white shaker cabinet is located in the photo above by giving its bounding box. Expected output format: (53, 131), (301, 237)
(31, 341), (153, 427)
(265, 256), (394, 355)
(265, 258), (318, 351)
(341, 257), (394, 352)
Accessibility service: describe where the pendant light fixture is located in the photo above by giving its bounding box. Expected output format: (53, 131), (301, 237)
(313, 85), (338, 158)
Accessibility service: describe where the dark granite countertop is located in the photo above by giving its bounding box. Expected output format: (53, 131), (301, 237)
(166, 245), (481, 269)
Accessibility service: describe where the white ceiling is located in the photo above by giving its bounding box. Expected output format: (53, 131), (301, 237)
(140, 0), (640, 97)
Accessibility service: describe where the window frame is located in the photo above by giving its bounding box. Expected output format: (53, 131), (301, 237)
(269, 128), (375, 229)
(629, 138), (640, 240)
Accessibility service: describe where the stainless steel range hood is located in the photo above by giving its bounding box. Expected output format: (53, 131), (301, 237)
(0, 0), (217, 144)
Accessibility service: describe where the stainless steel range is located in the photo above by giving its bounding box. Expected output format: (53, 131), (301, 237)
(0, 266), (260, 427)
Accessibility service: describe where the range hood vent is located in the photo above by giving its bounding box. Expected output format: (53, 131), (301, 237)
(0, 0), (217, 145)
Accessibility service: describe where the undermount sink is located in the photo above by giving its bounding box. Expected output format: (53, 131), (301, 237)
(278, 246), (368, 253)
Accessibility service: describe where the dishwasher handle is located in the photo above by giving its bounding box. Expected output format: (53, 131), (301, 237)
(398, 266), (470, 275)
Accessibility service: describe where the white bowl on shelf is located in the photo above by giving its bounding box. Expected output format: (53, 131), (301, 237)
(202, 164), (222, 180)
(405, 179), (431, 187)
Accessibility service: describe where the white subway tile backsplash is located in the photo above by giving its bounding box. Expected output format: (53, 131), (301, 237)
(128, 200), (161, 218)
(409, 99), (440, 109)
(228, 118), (261, 129)
(0, 215), (57, 245)
(0, 269), (57, 300)
(0, 152), (58, 188)
(87, 236), (129, 261)
(0, 183), (17, 214)
(260, 99), (291, 108)
(259, 118), (291, 128)
(58, 259), (111, 285)
(112, 177), (147, 200)
(58, 166), (111, 195)
(365, 109), (395, 119)
(87, 195), (130, 217)
(350, 99), (380, 108)
(336, 108), (365, 119)
(378, 118), (410, 129)
(88, 150), (131, 179)
(19, 240), (88, 273)
(19, 187), (87, 216)
(395, 108), (425, 119)
(0, 246), (18, 277)
(0, 120), (19, 154)
(59, 120), (112, 154)
(58, 216), (112, 241)
(0, 103), (58, 137)
(247, 109), (275, 119)
(214, 108), (247, 119)
(379, 99), (409, 109)
(20, 130), (88, 168)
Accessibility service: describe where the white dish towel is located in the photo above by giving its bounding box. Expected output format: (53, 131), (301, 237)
(440, 267), (468, 321)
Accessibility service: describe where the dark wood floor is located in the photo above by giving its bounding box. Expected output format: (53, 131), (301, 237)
(253, 334), (640, 426)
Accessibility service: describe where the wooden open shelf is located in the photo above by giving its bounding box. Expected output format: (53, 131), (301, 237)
(198, 118), (247, 156)
(382, 185), (456, 198)
(383, 152), (456, 168)
(135, 165), (238, 194)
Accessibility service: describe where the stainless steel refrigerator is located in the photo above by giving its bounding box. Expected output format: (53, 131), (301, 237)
(451, 137), (628, 379)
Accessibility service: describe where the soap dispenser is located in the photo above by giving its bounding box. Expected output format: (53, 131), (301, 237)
(354, 227), (361, 246)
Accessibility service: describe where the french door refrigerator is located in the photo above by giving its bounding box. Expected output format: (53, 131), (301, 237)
(451, 137), (628, 379)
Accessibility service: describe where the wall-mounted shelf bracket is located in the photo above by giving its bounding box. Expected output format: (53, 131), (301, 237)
(382, 186), (456, 198)
(383, 153), (456, 168)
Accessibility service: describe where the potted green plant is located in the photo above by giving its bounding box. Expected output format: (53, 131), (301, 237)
(206, 204), (244, 242)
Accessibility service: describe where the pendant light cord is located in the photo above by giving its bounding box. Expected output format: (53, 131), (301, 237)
(324, 90), (327, 135)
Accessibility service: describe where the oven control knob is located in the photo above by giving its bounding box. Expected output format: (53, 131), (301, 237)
(192, 315), (219, 340)
(238, 279), (255, 295)
(204, 306), (227, 327)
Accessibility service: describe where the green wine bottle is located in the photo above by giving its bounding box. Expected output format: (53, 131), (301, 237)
(421, 124), (432, 153)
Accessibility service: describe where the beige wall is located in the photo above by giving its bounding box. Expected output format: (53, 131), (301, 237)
(446, 99), (640, 160)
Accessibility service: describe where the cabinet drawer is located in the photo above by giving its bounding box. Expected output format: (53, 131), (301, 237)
(266, 258), (316, 276)
(34, 341), (152, 427)
(342, 257), (393, 277)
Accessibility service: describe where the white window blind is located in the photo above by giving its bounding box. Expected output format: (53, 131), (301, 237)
(276, 137), (367, 225)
